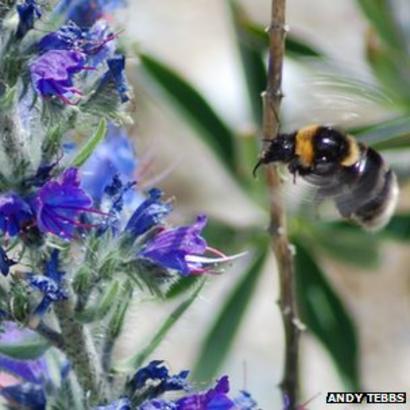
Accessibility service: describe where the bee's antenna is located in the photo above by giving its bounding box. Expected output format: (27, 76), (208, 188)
(252, 158), (264, 177)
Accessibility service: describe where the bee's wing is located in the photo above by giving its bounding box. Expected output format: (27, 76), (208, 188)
(281, 62), (394, 130)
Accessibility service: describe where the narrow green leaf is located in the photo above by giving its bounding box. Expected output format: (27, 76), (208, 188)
(123, 281), (205, 370)
(228, 0), (266, 124)
(313, 226), (380, 269)
(75, 280), (121, 323)
(139, 53), (237, 173)
(0, 336), (49, 360)
(355, 117), (410, 150)
(165, 276), (200, 299)
(286, 36), (324, 58)
(356, 0), (405, 50)
(294, 240), (359, 389)
(365, 31), (410, 105)
(192, 243), (268, 383)
(381, 213), (410, 241)
(108, 284), (132, 340)
(70, 118), (107, 167)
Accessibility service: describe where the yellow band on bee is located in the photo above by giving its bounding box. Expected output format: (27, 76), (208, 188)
(341, 135), (360, 166)
(295, 124), (319, 166)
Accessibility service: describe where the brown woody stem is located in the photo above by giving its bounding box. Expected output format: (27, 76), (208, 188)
(261, 1), (301, 409)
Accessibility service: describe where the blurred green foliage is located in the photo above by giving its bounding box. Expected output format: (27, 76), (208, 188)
(133, 0), (410, 393)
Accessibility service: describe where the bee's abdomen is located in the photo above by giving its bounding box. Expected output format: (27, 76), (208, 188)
(335, 146), (399, 230)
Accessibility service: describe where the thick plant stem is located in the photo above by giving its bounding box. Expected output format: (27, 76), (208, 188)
(261, 0), (301, 409)
(54, 299), (105, 404)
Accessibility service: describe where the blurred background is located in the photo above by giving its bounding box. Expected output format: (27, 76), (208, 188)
(112, 0), (410, 408)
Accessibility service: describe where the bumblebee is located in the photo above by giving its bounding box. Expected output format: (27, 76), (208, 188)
(253, 124), (399, 230)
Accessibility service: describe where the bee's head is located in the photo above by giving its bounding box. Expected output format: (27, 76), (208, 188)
(253, 132), (296, 176)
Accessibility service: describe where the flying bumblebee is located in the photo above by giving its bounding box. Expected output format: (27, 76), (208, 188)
(253, 124), (399, 230)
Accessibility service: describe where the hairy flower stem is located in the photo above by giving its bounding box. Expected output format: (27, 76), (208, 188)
(54, 299), (106, 404)
(261, 0), (301, 408)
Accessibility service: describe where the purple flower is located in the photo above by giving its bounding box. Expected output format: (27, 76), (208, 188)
(94, 397), (131, 410)
(0, 193), (34, 236)
(125, 189), (172, 238)
(1, 382), (46, 410)
(29, 250), (67, 320)
(83, 20), (117, 66)
(38, 21), (84, 52)
(38, 20), (116, 67)
(139, 375), (257, 410)
(16, 0), (41, 39)
(0, 322), (48, 410)
(54, 0), (125, 28)
(233, 391), (258, 409)
(101, 54), (129, 102)
(0, 247), (16, 276)
(30, 49), (88, 104)
(81, 125), (137, 203)
(176, 376), (235, 410)
(140, 400), (177, 410)
(140, 215), (208, 276)
(32, 167), (94, 238)
(130, 361), (190, 397)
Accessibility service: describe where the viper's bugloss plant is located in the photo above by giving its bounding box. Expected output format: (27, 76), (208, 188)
(0, 0), (253, 408)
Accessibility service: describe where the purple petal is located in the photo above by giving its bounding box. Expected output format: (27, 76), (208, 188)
(0, 193), (33, 237)
(30, 50), (87, 100)
(140, 215), (208, 275)
(33, 168), (93, 238)
(1, 382), (46, 410)
(125, 188), (172, 237)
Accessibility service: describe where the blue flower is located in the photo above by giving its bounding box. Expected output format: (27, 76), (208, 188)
(38, 21), (84, 52)
(30, 49), (88, 104)
(16, 0), (41, 39)
(175, 376), (235, 410)
(131, 360), (190, 395)
(0, 322), (48, 410)
(0, 193), (34, 236)
(83, 20), (117, 66)
(138, 374), (257, 410)
(140, 399), (177, 410)
(233, 391), (258, 410)
(139, 215), (208, 276)
(32, 167), (94, 238)
(54, 0), (126, 28)
(29, 250), (67, 320)
(125, 189), (172, 238)
(0, 247), (16, 276)
(101, 54), (129, 102)
(38, 20), (116, 67)
(94, 397), (131, 410)
(1, 382), (46, 410)
(81, 125), (137, 203)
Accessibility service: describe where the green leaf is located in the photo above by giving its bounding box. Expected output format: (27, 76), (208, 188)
(228, 0), (266, 124)
(381, 213), (410, 241)
(355, 117), (410, 150)
(365, 31), (410, 106)
(123, 281), (205, 370)
(70, 118), (107, 167)
(0, 335), (49, 360)
(294, 240), (359, 389)
(356, 0), (405, 50)
(192, 242), (268, 383)
(165, 276), (200, 299)
(229, 14), (323, 59)
(139, 53), (237, 173)
(313, 225), (380, 269)
(76, 280), (121, 323)
(286, 35), (324, 58)
(107, 283), (132, 340)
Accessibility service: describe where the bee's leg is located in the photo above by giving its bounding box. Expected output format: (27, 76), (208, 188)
(288, 159), (300, 183)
